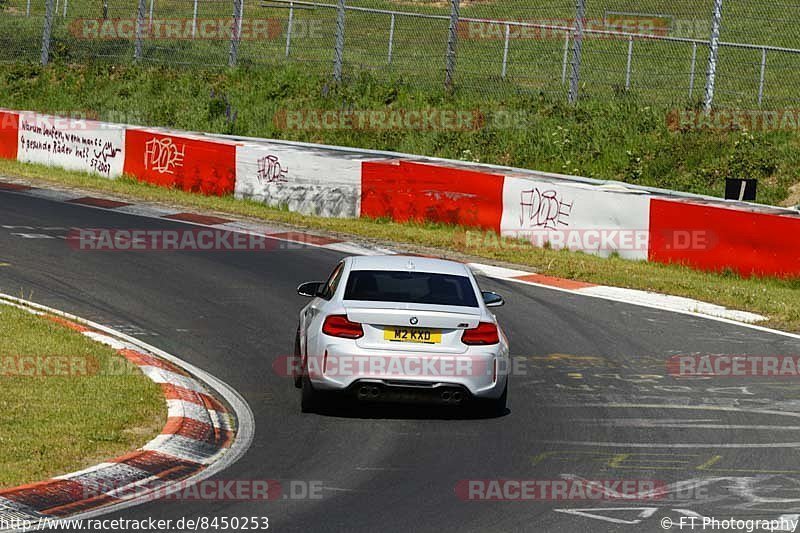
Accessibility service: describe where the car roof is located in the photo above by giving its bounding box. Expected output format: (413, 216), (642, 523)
(348, 255), (471, 276)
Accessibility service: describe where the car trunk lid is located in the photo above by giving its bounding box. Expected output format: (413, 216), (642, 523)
(344, 301), (482, 353)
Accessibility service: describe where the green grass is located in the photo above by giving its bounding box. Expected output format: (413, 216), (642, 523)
(1, 62), (798, 206)
(2, 0), (800, 107)
(2, 158), (799, 333)
(0, 303), (165, 488)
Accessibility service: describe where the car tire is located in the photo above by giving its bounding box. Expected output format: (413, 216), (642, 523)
(479, 384), (507, 417)
(301, 375), (321, 413)
(293, 329), (302, 389)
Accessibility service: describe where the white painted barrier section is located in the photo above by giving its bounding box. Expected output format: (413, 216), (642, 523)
(16, 112), (125, 178)
(501, 176), (652, 260)
(235, 143), (371, 218)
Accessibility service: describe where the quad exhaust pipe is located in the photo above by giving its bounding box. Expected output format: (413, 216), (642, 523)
(358, 385), (381, 399)
(355, 384), (464, 404)
(441, 390), (463, 404)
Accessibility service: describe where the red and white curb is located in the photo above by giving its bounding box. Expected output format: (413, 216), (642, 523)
(0, 177), (773, 327)
(467, 263), (768, 324)
(0, 294), (254, 531)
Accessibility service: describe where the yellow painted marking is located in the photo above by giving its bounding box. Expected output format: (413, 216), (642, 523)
(696, 455), (723, 471)
(607, 454), (631, 468)
(567, 373), (583, 379)
(607, 453), (697, 470)
(613, 466), (698, 471)
(529, 354), (605, 362)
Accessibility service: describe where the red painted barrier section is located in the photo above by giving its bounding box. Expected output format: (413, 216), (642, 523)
(124, 129), (236, 196)
(0, 111), (19, 160)
(649, 198), (800, 278)
(361, 160), (504, 232)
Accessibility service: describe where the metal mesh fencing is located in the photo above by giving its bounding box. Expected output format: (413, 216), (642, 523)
(714, 1), (800, 108)
(2, 0), (800, 109)
(453, 2), (575, 98)
(575, 0), (712, 105)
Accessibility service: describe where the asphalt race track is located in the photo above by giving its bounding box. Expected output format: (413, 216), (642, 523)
(2, 189), (800, 532)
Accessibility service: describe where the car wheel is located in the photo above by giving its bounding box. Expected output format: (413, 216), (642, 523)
(479, 384), (507, 417)
(301, 375), (321, 413)
(293, 329), (302, 389)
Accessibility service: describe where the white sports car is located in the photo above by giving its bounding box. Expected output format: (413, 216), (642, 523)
(294, 255), (509, 414)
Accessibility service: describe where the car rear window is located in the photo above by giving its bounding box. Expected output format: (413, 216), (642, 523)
(343, 270), (479, 307)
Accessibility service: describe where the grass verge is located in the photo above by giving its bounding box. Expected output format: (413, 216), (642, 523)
(1, 157), (798, 333)
(0, 302), (165, 489)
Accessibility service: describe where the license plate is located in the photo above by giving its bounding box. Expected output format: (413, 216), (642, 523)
(384, 327), (442, 344)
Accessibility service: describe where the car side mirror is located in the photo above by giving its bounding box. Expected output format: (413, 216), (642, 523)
(297, 281), (323, 298)
(482, 291), (504, 307)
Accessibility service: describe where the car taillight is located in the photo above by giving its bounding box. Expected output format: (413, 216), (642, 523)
(322, 315), (364, 339)
(461, 322), (499, 345)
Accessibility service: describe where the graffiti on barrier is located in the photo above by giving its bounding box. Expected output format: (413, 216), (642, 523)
(256, 154), (288, 185)
(519, 187), (573, 230)
(144, 137), (185, 174)
(18, 116), (124, 177)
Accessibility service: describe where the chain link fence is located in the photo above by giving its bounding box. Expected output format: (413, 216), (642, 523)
(2, 0), (799, 108)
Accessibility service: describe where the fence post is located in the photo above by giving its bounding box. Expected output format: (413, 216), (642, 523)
(192, 0), (199, 38)
(625, 35), (633, 90)
(333, 0), (346, 82)
(285, 2), (294, 57)
(387, 13), (395, 65)
(229, 0), (243, 67)
(501, 23), (510, 79)
(568, 0), (586, 104)
(40, 0), (55, 64)
(704, 0), (723, 113)
(134, 0), (145, 60)
(758, 47), (766, 107)
(689, 41), (697, 98)
(444, 0), (460, 92)
(561, 30), (570, 85)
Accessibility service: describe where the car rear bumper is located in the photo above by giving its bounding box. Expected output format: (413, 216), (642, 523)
(346, 379), (473, 405)
(306, 345), (509, 399)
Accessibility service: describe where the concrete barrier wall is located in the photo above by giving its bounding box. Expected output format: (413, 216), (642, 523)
(361, 160), (505, 231)
(19, 112), (125, 178)
(124, 128), (237, 196)
(500, 175), (652, 261)
(235, 142), (369, 218)
(0, 111), (19, 160)
(0, 108), (798, 278)
(649, 198), (800, 278)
